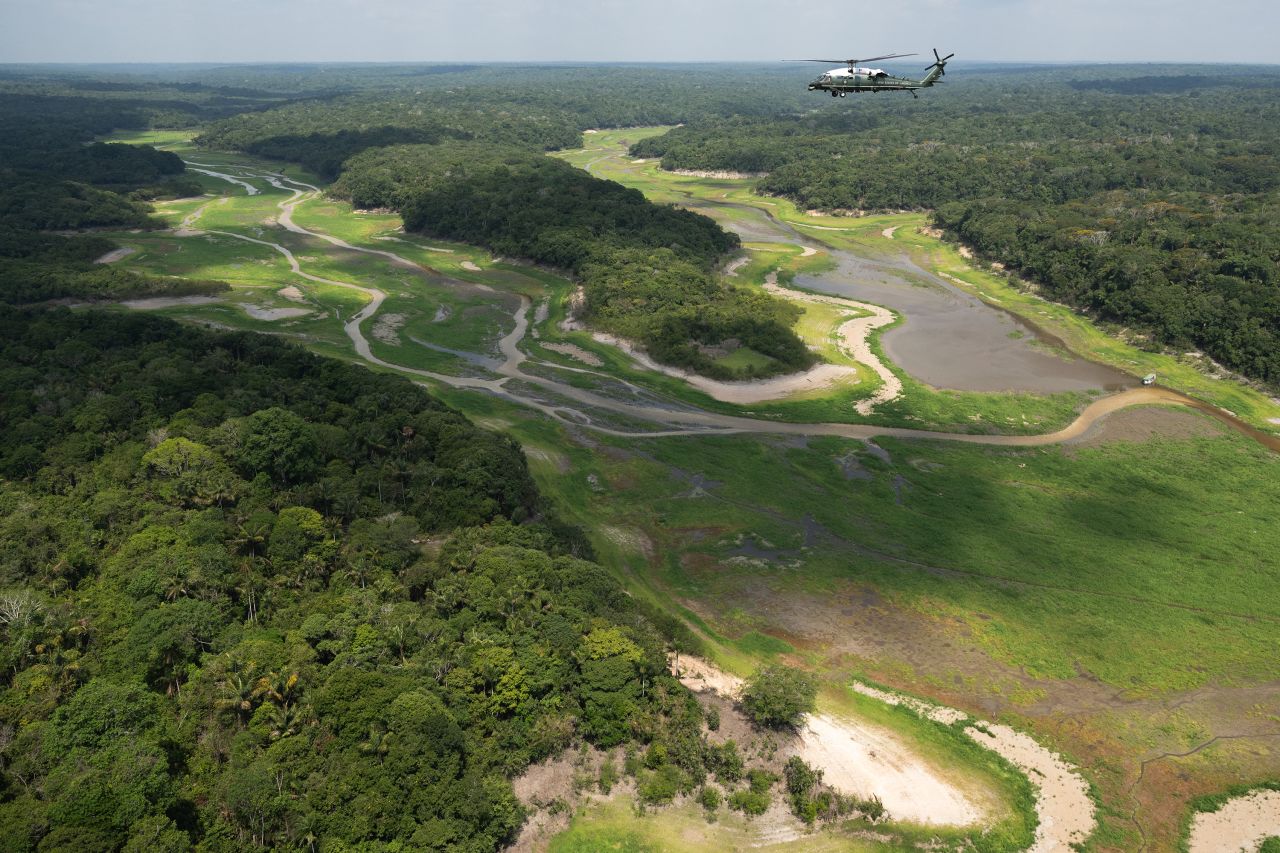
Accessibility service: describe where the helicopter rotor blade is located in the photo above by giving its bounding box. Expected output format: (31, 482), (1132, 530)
(783, 53), (916, 65)
(853, 53), (917, 64)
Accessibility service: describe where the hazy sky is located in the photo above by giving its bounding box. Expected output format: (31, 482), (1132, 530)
(1, 0), (1276, 64)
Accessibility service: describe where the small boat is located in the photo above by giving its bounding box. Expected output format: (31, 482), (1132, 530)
(1142, 373), (1156, 386)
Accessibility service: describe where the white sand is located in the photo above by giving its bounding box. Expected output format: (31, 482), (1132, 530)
(672, 657), (981, 827)
(277, 285), (305, 301)
(967, 724), (1094, 852)
(881, 226), (899, 240)
(851, 682), (967, 725)
(796, 714), (981, 826)
(460, 260), (481, 272)
(1188, 789), (1280, 853)
(851, 679), (1095, 851)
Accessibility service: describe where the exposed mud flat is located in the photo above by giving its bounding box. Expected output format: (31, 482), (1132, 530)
(541, 341), (603, 366)
(121, 295), (223, 310)
(277, 285), (305, 302)
(1065, 405), (1227, 447)
(592, 328), (862, 404)
(242, 305), (311, 321)
(1188, 789), (1280, 853)
(373, 312), (407, 345)
(670, 168), (767, 179)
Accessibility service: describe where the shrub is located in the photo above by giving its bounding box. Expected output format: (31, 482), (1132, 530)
(739, 665), (816, 729)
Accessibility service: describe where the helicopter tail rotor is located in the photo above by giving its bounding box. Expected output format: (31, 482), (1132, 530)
(925, 48), (955, 76)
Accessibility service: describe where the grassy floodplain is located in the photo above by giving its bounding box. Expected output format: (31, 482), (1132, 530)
(558, 127), (1280, 434)
(92, 128), (1280, 851)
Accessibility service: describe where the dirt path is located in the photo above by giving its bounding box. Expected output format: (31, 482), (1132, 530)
(1188, 789), (1280, 852)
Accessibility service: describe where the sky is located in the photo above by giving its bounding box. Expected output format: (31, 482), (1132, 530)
(0, 0), (1276, 64)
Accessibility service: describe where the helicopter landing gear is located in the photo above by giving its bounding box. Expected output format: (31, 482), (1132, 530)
(830, 90), (839, 97)
(839, 92), (847, 97)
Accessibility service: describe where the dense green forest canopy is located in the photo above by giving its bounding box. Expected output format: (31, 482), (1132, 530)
(0, 308), (719, 851)
(192, 65), (820, 177)
(631, 68), (1280, 386)
(0, 86), (226, 304)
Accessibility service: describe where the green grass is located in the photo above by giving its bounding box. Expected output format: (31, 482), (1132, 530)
(715, 346), (777, 372)
(526, 418), (1280, 697)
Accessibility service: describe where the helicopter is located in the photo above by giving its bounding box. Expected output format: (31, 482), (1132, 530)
(788, 49), (954, 98)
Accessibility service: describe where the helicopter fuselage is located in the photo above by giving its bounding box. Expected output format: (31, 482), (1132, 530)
(808, 61), (945, 97)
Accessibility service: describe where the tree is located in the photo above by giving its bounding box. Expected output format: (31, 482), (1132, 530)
(739, 665), (816, 729)
(238, 407), (318, 486)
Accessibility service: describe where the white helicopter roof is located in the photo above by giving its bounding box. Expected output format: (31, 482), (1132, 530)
(826, 67), (886, 78)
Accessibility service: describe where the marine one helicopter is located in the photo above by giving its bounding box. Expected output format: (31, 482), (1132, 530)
(788, 49), (954, 98)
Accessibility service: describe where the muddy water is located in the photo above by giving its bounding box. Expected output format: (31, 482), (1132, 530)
(698, 197), (1133, 394)
(794, 253), (1134, 394)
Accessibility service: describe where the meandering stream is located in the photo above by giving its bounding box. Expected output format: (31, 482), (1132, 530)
(167, 158), (1280, 454)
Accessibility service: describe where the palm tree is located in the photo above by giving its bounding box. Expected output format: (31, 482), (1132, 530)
(217, 658), (260, 724)
(359, 723), (393, 764)
(235, 556), (263, 624)
(254, 670), (300, 710)
(232, 517), (270, 559)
